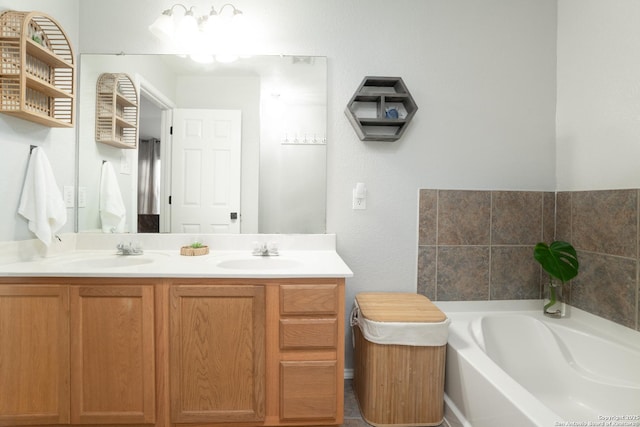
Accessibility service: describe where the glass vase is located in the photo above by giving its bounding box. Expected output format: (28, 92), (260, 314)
(543, 280), (565, 318)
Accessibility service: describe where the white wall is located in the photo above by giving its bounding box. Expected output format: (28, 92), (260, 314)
(76, 0), (557, 257)
(0, 0), (79, 242)
(1, 0), (559, 367)
(7, 0), (640, 369)
(556, 0), (640, 190)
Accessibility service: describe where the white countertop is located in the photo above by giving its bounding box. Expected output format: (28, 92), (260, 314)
(0, 249), (353, 278)
(0, 234), (353, 279)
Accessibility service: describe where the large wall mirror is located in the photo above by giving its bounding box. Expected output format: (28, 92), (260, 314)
(77, 54), (327, 234)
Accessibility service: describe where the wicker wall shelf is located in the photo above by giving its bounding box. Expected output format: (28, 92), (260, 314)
(96, 73), (138, 149)
(0, 10), (75, 127)
(345, 76), (417, 142)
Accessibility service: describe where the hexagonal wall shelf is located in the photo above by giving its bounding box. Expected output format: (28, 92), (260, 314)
(345, 76), (417, 141)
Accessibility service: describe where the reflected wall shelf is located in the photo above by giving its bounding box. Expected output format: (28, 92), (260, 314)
(96, 73), (138, 149)
(0, 10), (75, 127)
(345, 76), (417, 142)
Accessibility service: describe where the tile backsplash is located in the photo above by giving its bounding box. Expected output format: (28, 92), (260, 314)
(418, 189), (639, 331)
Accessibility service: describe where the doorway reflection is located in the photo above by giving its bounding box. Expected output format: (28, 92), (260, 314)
(137, 95), (163, 233)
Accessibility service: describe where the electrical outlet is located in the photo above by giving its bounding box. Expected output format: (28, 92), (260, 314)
(352, 190), (366, 210)
(63, 186), (74, 208)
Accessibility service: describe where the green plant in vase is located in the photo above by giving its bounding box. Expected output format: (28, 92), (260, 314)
(533, 240), (579, 318)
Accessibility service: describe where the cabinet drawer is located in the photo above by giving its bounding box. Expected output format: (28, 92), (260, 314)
(280, 361), (337, 421)
(280, 284), (338, 315)
(280, 318), (337, 350)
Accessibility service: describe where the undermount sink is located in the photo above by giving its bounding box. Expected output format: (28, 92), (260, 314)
(216, 257), (302, 270)
(60, 255), (156, 269)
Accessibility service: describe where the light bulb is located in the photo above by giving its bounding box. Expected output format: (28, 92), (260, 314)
(190, 53), (215, 64)
(148, 10), (174, 41)
(231, 9), (244, 26)
(215, 53), (239, 63)
(175, 9), (199, 48)
(200, 6), (219, 36)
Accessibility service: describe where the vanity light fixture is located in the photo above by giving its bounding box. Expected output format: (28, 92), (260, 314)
(148, 3), (245, 62)
(148, 4), (184, 42)
(201, 3), (244, 35)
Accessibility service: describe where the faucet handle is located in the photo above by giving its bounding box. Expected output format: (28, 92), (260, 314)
(267, 242), (279, 256)
(252, 241), (265, 256)
(131, 241), (143, 254)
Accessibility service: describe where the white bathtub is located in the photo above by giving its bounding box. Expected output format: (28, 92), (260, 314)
(434, 300), (640, 427)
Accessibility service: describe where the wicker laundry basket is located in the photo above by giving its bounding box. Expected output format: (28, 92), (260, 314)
(352, 292), (449, 427)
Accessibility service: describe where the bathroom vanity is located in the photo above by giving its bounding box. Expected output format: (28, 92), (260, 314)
(0, 234), (352, 427)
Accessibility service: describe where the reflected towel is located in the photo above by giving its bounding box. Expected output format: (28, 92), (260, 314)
(99, 161), (126, 233)
(18, 147), (67, 246)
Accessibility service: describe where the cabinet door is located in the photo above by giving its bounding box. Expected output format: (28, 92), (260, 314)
(70, 285), (156, 424)
(170, 285), (265, 423)
(0, 285), (70, 426)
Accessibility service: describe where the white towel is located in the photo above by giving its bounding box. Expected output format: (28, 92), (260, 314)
(18, 147), (67, 246)
(99, 161), (126, 233)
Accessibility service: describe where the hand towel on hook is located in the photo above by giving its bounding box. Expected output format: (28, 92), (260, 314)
(18, 147), (67, 246)
(100, 161), (126, 233)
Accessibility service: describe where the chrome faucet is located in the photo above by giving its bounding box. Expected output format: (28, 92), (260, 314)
(252, 242), (279, 256)
(117, 241), (143, 255)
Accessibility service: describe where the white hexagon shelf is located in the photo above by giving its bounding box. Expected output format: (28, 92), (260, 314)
(345, 76), (418, 141)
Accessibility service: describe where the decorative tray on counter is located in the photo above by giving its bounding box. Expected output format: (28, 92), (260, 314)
(180, 245), (209, 256)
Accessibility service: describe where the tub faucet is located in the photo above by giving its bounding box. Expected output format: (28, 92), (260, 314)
(117, 241), (143, 255)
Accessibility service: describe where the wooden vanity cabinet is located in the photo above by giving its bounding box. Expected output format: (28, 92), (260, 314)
(0, 279), (157, 427)
(169, 283), (266, 424)
(167, 278), (345, 427)
(70, 284), (156, 424)
(277, 283), (344, 425)
(0, 284), (70, 426)
(0, 277), (345, 427)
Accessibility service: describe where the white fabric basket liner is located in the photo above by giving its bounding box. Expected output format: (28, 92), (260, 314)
(350, 300), (450, 347)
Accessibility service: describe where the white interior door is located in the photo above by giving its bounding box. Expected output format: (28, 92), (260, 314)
(171, 109), (241, 233)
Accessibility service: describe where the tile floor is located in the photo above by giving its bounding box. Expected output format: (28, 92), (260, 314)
(342, 380), (446, 427)
(342, 379), (369, 426)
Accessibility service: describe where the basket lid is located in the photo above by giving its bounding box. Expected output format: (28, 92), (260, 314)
(355, 292), (446, 323)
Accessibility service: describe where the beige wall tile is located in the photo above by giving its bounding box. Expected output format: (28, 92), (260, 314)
(491, 191), (543, 245)
(418, 189), (438, 246)
(490, 246), (541, 300)
(556, 192), (572, 243)
(437, 246), (490, 301)
(571, 251), (636, 329)
(572, 190), (637, 258)
(417, 188), (640, 330)
(438, 190), (491, 245)
(417, 246), (436, 300)
(543, 192), (555, 243)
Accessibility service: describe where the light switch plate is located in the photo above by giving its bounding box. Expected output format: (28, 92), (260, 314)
(120, 151), (132, 175)
(63, 185), (74, 208)
(78, 186), (87, 208)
